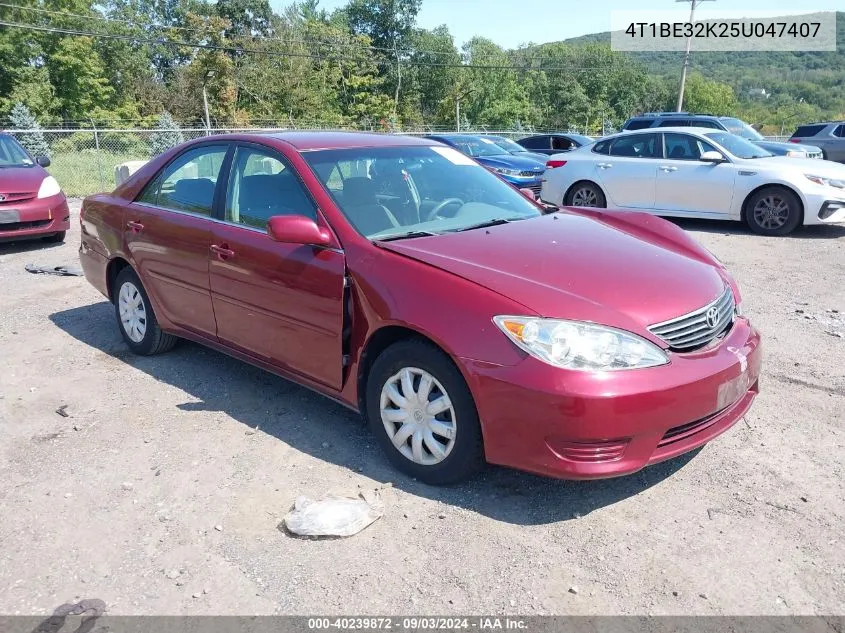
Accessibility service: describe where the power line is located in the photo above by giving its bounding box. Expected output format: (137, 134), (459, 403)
(0, 19), (662, 72)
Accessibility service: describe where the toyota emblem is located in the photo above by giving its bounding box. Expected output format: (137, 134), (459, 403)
(705, 306), (720, 329)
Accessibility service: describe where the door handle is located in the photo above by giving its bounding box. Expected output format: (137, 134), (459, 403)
(127, 221), (144, 232)
(660, 166), (678, 172)
(210, 244), (235, 259)
(597, 163), (613, 169)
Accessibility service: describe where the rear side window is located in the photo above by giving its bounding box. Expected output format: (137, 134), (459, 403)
(624, 119), (653, 131)
(833, 125), (845, 138)
(137, 145), (228, 216)
(609, 133), (661, 158)
(592, 140), (611, 155)
(518, 136), (548, 150)
(792, 124), (826, 138)
(551, 136), (574, 151)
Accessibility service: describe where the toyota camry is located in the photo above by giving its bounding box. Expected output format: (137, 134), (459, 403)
(79, 132), (761, 484)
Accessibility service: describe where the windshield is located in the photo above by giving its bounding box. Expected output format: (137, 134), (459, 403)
(0, 136), (34, 168)
(567, 134), (594, 145)
(705, 132), (773, 159)
(441, 136), (507, 157)
(305, 145), (541, 240)
(720, 118), (764, 141)
(485, 136), (527, 153)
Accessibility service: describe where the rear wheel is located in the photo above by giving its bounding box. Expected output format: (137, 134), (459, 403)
(744, 186), (802, 236)
(113, 267), (177, 355)
(565, 181), (606, 208)
(43, 231), (66, 243)
(365, 340), (484, 485)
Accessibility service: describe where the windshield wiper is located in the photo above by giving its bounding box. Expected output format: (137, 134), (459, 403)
(450, 217), (526, 233)
(375, 230), (440, 242)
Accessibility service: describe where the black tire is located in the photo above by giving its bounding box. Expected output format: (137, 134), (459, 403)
(112, 267), (178, 355)
(365, 340), (484, 485)
(564, 180), (607, 208)
(43, 230), (66, 243)
(744, 186), (802, 236)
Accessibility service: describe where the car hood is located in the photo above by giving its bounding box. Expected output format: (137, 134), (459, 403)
(744, 156), (845, 176)
(475, 154), (546, 171)
(752, 140), (821, 155)
(378, 212), (726, 336)
(0, 165), (47, 194)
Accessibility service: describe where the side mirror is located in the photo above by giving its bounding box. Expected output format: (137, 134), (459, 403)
(519, 187), (536, 201)
(267, 215), (333, 247)
(36, 156), (51, 167)
(700, 151), (726, 163)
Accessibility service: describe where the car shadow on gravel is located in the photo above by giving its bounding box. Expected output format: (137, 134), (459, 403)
(668, 217), (845, 239)
(50, 301), (700, 526)
(0, 239), (66, 255)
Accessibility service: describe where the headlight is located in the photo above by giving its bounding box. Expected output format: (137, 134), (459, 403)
(37, 176), (62, 198)
(786, 150), (804, 158)
(491, 166), (521, 177)
(493, 316), (669, 371)
(805, 174), (845, 189)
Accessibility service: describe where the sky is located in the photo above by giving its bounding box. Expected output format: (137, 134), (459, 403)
(271, 0), (844, 48)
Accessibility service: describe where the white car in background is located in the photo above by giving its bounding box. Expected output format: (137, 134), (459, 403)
(541, 127), (845, 236)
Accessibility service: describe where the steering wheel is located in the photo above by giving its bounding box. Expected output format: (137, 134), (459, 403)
(426, 198), (464, 221)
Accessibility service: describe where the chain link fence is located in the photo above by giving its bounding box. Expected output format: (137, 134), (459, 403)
(6, 124), (790, 198)
(7, 124), (575, 197)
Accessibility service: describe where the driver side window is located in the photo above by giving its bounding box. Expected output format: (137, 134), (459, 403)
(225, 147), (316, 230)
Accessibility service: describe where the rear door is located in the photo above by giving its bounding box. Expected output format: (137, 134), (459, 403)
(594, 133), (660, 209)
(208, 143), (346, 390)
(127, 143), (230, 338)
(827, 125), (845, 162)
(654, 133), (736, 216)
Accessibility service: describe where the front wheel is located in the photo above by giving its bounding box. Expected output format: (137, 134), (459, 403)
(365, 340), (484, 485)
(744, 187), (802, 236)
(113, 267), (178, 355)
(564, 181), (606, 208)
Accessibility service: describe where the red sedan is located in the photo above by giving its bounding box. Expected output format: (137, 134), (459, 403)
(0, 133), (69, 244)
(79, 132), (761, 484)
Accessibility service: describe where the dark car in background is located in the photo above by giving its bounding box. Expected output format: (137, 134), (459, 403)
(476, 134), (548, 163)
(517, 133), (595, 156)
(621, 113), (823, 160)
(789, 122), (845, 163)
(0, 133), (69, 244)
(424, 134), (546, 197)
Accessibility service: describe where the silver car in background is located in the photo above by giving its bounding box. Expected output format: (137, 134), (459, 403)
(789, 122), (845, 163)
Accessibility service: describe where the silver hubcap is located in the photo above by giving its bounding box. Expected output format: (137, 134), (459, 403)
(118, 281), (147, 343)
(753, 195), (790, 229)
(380, 367), (457, 466)
(572, 187), (599, 207)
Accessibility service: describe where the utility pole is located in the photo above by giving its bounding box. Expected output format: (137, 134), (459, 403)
(203, 70), (216, 136)
(676, 0), (715, 112)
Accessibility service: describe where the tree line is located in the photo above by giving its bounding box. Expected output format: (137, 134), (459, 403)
(1, 0), (842, 135)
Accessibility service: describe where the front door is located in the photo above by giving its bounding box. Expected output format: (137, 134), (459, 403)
(654, 133), (736, 216)
(208, 144), (346, 390)
(126, 144), (230, 338)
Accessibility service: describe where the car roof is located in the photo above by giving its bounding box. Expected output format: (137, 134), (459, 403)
(619, 126), (719, 135)
(264, 131), (438, 151)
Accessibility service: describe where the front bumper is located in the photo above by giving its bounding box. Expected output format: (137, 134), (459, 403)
(0, 193), (70, 242)
(802, 190), (845, 224)
(463, 317), (762, 480)
(501, 175), (544, 197)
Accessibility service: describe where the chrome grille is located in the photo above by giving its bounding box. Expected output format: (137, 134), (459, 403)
(648, 287), (735, 352)
(519, 170), (543, 177)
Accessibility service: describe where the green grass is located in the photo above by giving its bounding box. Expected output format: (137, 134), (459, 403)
(48, 150), (150, 198)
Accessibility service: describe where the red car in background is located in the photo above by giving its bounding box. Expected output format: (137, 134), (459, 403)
(0, 133), (69, 244)
(79, 132), (761, 484)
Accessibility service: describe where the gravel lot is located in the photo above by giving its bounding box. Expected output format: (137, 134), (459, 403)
(1, 201), (843, 616)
